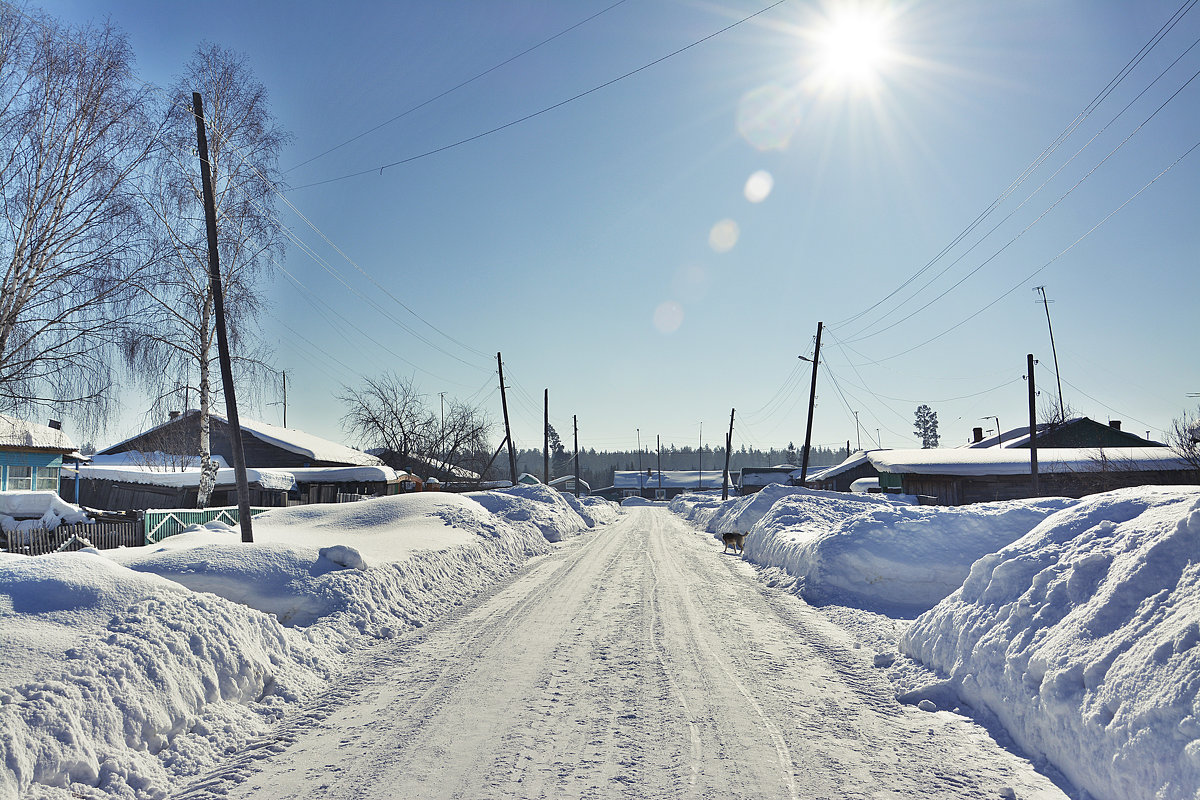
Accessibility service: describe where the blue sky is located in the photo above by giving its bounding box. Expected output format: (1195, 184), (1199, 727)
(42, 0), (1200, 456)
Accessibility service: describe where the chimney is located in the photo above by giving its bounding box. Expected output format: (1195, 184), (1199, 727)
(972, 427), (984, 443)
(48, 419), (61, 430)
(169, 410), (182, 420)
(1108, 420), (1122, 431)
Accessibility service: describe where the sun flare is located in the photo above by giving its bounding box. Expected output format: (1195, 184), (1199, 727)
(810, 5), (893, 92)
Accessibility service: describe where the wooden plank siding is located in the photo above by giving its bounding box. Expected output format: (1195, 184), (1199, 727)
(901, 468), (1200, 506)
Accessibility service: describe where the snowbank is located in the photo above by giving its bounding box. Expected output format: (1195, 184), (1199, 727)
(0, 490), (91, 534)
(0, 489), (615, 799)
(672, 487), (1071, 611)
(467, 484), (604, 542)
(902, 486), (1200, 800)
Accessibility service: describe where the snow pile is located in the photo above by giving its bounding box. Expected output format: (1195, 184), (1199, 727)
(0, 488), (606, 799)
(468, 484), (610, 543)
(562, 492), (621, 527)
(0, 490), (91, 533)
(901, 486), (1200, 800)
(671, 488), (1075, 611)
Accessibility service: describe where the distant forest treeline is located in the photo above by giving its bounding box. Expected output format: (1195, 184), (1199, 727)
(511, 443), (847, 491)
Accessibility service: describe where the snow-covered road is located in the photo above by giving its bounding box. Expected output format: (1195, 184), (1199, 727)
(179, 507), (1070, 800)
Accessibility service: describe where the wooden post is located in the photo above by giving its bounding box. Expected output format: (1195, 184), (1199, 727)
(800, 322), (823, 484)
(543, 388), (550, 485)
(657, 434), (662, 494)
(573, 414), (580, 497)
(722, 407), (735, 500)
(497, 352), (517, 485)
(1028, 353), (1039, 496)
(193, 92), (252, 544)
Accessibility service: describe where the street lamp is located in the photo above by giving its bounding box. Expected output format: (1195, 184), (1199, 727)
(982, 416), (1003, 448)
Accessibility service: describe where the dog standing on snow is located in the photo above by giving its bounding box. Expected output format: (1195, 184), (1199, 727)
(722, 532), (746, 554)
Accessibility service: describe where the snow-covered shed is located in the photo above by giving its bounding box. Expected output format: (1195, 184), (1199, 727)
(0, 414), (76, 493)
(738, 465), (798, 495)
(868, 446), (1199, 505)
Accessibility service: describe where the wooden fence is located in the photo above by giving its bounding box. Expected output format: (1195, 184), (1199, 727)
(1, 517), (143, 557)
(143, 506), (272, 544)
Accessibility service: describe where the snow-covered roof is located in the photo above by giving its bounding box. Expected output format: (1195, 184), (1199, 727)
(0, 414), (76, 452)
(614, 470), (729, 489)
(869, 447), (1193, 476)
(68, 463), (298, 492)
(67, 462), (401, 491)
(806, 451), (874, 481)
(209, 413), (382, 466)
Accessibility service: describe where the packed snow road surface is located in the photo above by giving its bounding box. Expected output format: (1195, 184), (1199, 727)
(183, 507), (1069, 800)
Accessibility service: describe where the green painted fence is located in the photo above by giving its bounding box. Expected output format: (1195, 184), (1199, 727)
(144, 506), (272, 544)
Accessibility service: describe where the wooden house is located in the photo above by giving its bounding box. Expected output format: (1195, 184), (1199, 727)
(607, 469), (729, 501)
(738, 466), (798, 495)
(74, 411), (405, 510)
(868, 447), (1199, 506)
(0, 414), (76, 493)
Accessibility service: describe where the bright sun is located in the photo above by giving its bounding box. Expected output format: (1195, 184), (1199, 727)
(811, 6), (892, 92)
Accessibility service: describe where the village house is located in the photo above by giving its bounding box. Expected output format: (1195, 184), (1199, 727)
(73, 410), (412, 510)
(0, 414), (77, 493)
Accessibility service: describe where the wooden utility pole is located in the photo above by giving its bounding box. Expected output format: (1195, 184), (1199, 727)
(657, 434), (662, 494)
(496, 352), (517, 485)
(543, 389), (550, 485)
(722, 407), (735, 500)
(1034, 286), (1066, 421)
(1028, 353), (1040, 496)
(281, 370), (287, 428)
(573, 414), (580, 497)
(193, 92), (252, 544)
(800, 322), (823, 484)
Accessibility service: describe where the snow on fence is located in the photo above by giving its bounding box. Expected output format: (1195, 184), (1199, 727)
(144, 506), (272, 543)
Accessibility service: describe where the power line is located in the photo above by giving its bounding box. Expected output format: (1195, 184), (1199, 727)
(288, 0), (793, 191)
(834, 0), (1199, 336)
(286, 0), (631, 173)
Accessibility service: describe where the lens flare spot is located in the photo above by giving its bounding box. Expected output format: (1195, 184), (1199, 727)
(709, 219), (740, 253)
(653, 301), (684, 334)
(736, 84), (803, 151)
(744, 170), (774, 203)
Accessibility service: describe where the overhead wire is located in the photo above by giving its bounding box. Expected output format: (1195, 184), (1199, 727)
(843, 51), (1200, 347)
(286, 0), (632, 173)
(833, 0), (1199, 334)
(288, 0), (794, 191)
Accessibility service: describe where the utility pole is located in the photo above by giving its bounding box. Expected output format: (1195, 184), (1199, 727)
(853, 410), (861, 451)
(543, 389), (550, 485)
(657, 434), (662, 494)
(193, 92), (252, 544)
(637, 428), (643, 495)
(496, 352), (517, 485)
(573, 414), (580, 497)
(281, 370), (287, 428)
(800, 321), (823, 484)
(1034, 286), (1066, 421)
(1028, 353), (1040, 496)
(722, 408), (735, 500)
(698, 422), (703, 489)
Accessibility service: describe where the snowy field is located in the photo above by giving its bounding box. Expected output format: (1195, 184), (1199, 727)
(671, 483), (1200, 800)
(0, 485), (616, 799)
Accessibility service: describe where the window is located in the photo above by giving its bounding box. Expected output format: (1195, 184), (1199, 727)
(37, 467), (60, 492)
(8, 465), (32, 491)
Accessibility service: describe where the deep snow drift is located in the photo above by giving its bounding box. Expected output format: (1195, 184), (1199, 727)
(0, 486), (615, 800)
(671, 483), (1200, 800)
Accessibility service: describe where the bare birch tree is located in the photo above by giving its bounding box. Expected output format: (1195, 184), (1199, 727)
(125, 43), (288, 506)
(0, 7), (155, 433)
(340, 374), (495, 480)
